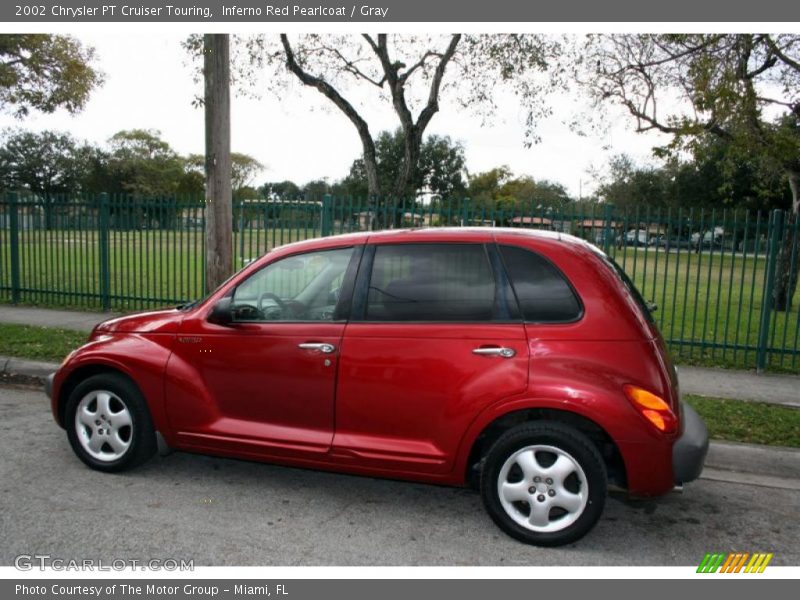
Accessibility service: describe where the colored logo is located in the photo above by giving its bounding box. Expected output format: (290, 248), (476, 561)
(697, 552), (773, 573)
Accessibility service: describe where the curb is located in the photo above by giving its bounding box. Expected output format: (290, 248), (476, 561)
(0, 355), (57, 381)
(704, 440), (800, 481)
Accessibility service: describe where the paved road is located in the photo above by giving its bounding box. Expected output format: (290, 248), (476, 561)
(1, 384), (798, 566)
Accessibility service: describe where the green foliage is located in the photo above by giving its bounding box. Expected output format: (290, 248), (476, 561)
(584, 34), (800, 211)
(598, 143), (792, 211)
(0, 129), (98, 195)
(338, 129), (467, 200)
(0, 34), (103, 117)
(105, 129), (194, 197)
(186, 151), (265, 196)
(467, 166), (571, 210)
(0, 128), (264, 200)
(262, 180), (302, 199)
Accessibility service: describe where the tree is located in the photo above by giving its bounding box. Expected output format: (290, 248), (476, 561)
(0, 129), (100, 229)
(187, 151), (265, 197)
(596, 147), (792, 214)
(339, 129), (467, 200)
(583, 34), (800, 309)
(0, 129), (91, 195)
(261, 180), (302, 199)
(106, 129), (187, 196)
(230, 153), (265, 196)
(302, 179), (332, 202)
(467, 166), (513, 209)
(0, 34), (103, 117)
(596, 155), (671, 211)
(187, 34), (560, 226)
(467, 166), (571, 211)
(415, 134), (467, 199)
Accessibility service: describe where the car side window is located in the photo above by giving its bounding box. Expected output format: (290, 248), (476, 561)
(232, 247), (355, 322)
(365, 243), (497, 322)
(499, 245), (582, 323)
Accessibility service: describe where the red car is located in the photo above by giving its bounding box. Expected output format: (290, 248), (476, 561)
(46, 228), (708, 546)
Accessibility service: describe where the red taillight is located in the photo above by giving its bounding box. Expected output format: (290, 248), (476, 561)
(623, 385), (678, 434)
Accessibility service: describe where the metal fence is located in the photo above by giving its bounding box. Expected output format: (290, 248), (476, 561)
(1, 191), (798, 372)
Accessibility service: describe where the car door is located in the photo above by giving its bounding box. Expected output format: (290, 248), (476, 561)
(333, 239), (529, 475)
(165, 245), (361, 459)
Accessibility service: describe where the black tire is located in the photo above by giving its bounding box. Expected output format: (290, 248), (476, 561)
(65, 373), (157, 473)
(480, 421), (607, 546)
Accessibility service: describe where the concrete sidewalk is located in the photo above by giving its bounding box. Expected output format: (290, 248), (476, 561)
(1, 304), (798, 407)
(0, 305), (115, 332)
(678, 365), (800, 408)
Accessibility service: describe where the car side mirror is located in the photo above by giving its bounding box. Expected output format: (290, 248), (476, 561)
(646, 301), (658, 313)
(208, 297), (234, 325)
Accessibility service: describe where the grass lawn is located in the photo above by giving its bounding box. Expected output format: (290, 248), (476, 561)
(0, 323), (87, 363)
(684, 394), (800, 448)
(1, 227), (799, 372)
(610, 246), (799, 373)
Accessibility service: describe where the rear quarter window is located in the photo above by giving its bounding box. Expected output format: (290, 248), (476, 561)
(499, 245), (582, 323)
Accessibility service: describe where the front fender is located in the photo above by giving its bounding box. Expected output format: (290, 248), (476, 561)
(51, 333), (175, 437)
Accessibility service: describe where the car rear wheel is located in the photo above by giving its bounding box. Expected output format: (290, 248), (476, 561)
(481, 421), (607, 546)
(65, 373), (156, 472)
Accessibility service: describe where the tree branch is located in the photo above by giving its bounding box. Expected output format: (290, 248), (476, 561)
(280, 34), (379, 193)
(417, 34), (461, 133)
(764, 35), (800, 73)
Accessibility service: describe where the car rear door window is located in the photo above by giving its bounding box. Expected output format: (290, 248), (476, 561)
(366, 243), (496, 322)
(499, 245), (582, 323)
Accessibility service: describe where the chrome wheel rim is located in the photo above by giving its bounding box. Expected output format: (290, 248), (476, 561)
(497, 444), (588, 533)
(74, 390), (133, 462)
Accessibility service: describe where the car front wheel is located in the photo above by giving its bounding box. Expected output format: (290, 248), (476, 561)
(481, 421), (607, 546)
(65, 373), (156, 472)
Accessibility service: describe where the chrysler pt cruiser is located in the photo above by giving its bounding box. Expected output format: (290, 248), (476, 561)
(46, 228), (708, 546)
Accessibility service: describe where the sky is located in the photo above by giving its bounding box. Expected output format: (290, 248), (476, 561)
(0, 33), (673, 198)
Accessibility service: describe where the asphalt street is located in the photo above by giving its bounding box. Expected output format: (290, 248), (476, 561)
(1, 383), (798, 566)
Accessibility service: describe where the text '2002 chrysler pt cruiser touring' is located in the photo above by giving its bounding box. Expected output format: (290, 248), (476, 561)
(47, 228), (708, 546)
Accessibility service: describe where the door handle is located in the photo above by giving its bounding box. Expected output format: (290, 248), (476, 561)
(298, 342), (336, 354)
(472, 346), (516, 358)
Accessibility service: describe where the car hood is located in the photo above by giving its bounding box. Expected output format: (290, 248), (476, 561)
(94, 309), (183, 334)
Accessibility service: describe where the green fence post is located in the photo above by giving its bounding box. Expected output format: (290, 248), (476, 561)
(237, 201), (245, 268)
(98, 192), (111, 311)
(602, 202), (614, 254)
(756, 209), (784, 373)
(321, 194), (334, 237)
(8, 191), (21, 304)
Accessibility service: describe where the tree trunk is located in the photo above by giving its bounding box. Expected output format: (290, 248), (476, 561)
(388, 127), (422, 228)
(359, 136), (381, 231)
(204, 34), (233, 294)
(771, 171), (800, 312)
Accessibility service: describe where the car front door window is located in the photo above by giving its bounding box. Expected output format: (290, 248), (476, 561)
(231, 247), (355, 322)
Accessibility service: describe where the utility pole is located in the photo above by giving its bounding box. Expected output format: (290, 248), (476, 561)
(204, 33), (232, 293)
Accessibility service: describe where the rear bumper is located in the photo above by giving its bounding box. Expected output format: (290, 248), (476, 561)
(45, 372), (55, 400)
(672, 401), (709, 484)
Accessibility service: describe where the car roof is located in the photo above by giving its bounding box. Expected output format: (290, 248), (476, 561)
(273, 227), (594, 255)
